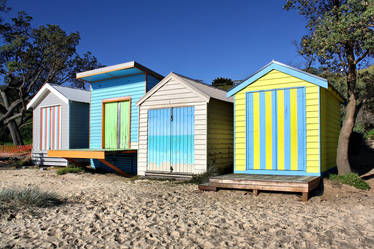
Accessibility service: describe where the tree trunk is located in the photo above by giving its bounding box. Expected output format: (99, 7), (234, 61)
(336, 93), (355, 175)
(0, 90), (24, 145)
(7, 120), (24, 145)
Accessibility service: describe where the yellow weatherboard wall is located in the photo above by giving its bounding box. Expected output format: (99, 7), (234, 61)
(234, 69), (321, 174)
(320, 87), (341, 172)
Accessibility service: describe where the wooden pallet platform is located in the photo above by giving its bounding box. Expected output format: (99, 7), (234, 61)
(199, 174), (320, 202)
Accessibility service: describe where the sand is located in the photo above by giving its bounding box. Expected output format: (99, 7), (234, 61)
(0, 169), (373, 249)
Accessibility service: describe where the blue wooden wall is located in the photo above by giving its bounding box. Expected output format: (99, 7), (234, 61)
(90, 74), (146, 149)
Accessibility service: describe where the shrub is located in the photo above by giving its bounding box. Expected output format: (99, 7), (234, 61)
(0, 187), (63, 207)
(56, 167), (84, 175)
(367, 128), (374, 139)
(329, 173), (371, 190)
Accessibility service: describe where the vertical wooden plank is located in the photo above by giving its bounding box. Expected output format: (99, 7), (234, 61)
(271, 90), (278, 170)
(253, 92), (260, 170)
(259, 92), (266, 170)
(57, 106), (60, 149)
(284, 89), (291, 170)
(265, 91), (273, 170)
(120, 100), (130, 149)
(246, 93), (254, 170)
(277, 90), (285, 170)
(297, 88), (305, 171)
(290, 88), (298, 171)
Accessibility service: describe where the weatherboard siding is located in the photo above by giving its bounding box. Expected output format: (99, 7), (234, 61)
(207, 99), (233, 172)
(32, 92), (69, 153)
(31, 91), (69, 166)
(320, 87), (341, 172)
(137, 78), (208, 176)
(89, 74), (146, 150)
(234, 69), (320, 174)
(69, 101), (89, 149)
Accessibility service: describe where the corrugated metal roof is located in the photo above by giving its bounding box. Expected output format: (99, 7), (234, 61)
(49, 84), (90, 103)
(172, 73), (234, 103)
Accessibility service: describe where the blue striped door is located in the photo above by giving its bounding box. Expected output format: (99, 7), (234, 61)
(246, 88), (306, 172)
(147, 107), (194, 173)
(148, 108), (172, 172)
(171, 106), (194, 173)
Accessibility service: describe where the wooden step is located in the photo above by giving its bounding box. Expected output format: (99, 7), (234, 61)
(203, 174), (321, 202)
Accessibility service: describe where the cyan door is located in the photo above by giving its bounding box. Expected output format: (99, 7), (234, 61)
(246, 87), (306, 172)
(148, 106), (194, 173)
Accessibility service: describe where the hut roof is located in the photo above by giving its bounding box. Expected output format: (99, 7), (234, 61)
(137, 72), (233, 106)
(26, 83), (90, 109)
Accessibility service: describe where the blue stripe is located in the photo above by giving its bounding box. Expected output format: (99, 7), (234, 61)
(297, 88), (305, 171)
(272, 91), (277, 170)
(259, 92), (266, 170)
(234, 97), (236, 171)
(284, 89), (291, 170)
(246, 93), (254, 170)
(234, 169), (320, 176)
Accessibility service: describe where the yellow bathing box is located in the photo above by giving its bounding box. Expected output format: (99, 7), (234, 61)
(227, 61), (343, 176)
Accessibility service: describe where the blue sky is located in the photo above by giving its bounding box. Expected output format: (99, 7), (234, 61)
(9, 0), (308, 83)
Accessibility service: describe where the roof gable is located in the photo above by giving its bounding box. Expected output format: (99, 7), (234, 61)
(27, 83), (90, 109)
(137, 73), (233, 106)
(227, 60), (328, 97)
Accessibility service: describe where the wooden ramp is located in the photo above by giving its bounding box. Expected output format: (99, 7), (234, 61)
(199, 174), (320, 202)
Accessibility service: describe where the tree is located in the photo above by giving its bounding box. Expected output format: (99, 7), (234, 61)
(0, 11), (100, 145)
(212, 77), (234, 91)
(284, 0), (374, 175)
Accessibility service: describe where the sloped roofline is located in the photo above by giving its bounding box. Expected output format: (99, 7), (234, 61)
(136, 72), (211, 106)
(27, 83), (69, 109)
(227, 60), (329, 97)
(26, 83), (90, 109)
(76, 61), (164, 81)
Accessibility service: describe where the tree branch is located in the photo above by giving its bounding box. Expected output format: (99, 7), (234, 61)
(354, 50), (369, 65)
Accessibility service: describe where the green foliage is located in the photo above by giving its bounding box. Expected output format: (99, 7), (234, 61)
(367, 128), (374, 138)
(329, 173), (370, 190)
(0, 7), (101, 145)
(212, 77), (234, 91)
(56, 167), (84, 175)
(284, 0), (374, 72)
(0, 187), (63, 207)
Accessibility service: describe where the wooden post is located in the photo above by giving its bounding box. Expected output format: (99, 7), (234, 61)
(302, 192), (309, 202)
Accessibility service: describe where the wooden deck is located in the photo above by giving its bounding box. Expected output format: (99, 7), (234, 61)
(199, 174), (320, 201)
(47, 149), (137, 177)
(48, 149), (137, 159)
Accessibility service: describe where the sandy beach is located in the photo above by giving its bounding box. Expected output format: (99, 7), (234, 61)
(0, 168), (373, 249)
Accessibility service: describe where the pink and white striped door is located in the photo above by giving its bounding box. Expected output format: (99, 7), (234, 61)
(40, 105), (61, 150)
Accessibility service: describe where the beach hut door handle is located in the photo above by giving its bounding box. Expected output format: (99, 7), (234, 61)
(170, 108), (173, 121)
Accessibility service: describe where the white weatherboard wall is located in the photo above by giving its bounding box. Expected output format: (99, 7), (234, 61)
(137, 78), (208, 175)
(32, 91), (69, 166)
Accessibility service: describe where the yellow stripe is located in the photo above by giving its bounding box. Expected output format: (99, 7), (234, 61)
(277, 90), (285, 170)
(265, 91), (272, 169)
(290, 89), (298, 170)
(253, 92), (260, 169)
(235, 103), (246, 171)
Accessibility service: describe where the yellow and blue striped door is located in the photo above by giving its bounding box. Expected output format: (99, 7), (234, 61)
(246, 88), (305, 172)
